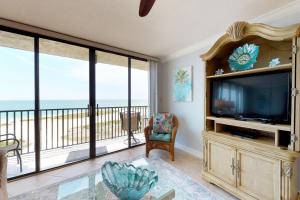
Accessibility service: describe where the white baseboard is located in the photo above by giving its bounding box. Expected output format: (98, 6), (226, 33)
(175, 143), (203, 159)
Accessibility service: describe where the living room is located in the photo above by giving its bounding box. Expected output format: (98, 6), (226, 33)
(1, 0), (300, 199)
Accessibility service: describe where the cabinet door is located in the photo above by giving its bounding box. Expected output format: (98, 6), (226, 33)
(237, 150), (280, 200)
(207, 141), (236, 186)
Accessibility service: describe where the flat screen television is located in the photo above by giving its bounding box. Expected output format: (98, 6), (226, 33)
(211, 72), (291, 123)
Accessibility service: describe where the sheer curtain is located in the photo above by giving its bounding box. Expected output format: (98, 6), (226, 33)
(149, 60), (158, 116)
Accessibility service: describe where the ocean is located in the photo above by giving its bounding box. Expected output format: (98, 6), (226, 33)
(0, 100), (148, 122)
(0, 99), (148, 111)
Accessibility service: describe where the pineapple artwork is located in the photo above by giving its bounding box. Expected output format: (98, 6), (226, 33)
(174, 66), (192, 102)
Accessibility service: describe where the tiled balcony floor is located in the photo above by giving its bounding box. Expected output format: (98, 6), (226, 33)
(8, 133), (145, 178)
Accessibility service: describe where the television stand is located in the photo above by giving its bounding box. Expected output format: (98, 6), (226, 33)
(201, 22), (300, 200)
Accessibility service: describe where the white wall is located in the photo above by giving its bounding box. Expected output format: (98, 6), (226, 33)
(158, 50), (207, 157)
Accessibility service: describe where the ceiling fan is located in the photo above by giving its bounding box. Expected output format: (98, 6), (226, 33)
(139, 0), (156, 17)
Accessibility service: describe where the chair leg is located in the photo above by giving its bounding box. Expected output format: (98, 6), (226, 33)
(124, 132), (140, 145)
(131, 134), (139, 144)
(16, 150), (22, 172)
(170, 147), (175, 161)
(16, 152), (19, 164)
(146, 145), (149, 158)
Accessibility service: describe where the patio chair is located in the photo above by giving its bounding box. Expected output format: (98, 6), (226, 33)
(0, 134), (22, 172)
(120, 112), (141, 144)
(0, 150), (8, 200)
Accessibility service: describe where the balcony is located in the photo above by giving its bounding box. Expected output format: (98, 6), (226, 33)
(0, 105), (149, 178)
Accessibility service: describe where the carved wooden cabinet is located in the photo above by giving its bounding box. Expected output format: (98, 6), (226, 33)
(201, 22), (300, 200)
(203, 132), (298, 200)
(207, 141), (281, 199)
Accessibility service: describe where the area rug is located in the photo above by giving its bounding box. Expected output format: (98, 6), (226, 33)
(10, 156), (228, 200)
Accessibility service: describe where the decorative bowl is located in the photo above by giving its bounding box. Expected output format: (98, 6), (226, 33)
(228, 43), (259, 71)
(101, 161), (158, 200)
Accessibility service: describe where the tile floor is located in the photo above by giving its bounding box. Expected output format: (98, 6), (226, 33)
(8, 145), (236, 200)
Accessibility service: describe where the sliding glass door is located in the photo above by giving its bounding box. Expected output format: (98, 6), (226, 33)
(0, 30), (35, 178)
(95, 51), (129, 155)
(39, 39), (90, 170)
(131, 59), (150, 146)
(0, 28), (150, 179)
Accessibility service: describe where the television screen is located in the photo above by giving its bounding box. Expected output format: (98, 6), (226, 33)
(211, 72), (291, 123)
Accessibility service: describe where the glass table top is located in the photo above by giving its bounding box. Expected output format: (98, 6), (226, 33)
(11, 158), (175, 200)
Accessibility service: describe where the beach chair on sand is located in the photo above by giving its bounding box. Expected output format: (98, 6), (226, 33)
(0, 134), (22, 172)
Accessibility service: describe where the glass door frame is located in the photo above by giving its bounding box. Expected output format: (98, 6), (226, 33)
(89, 48), (96, 158)
(34, 36), (40, 173)
(1, 26), (148, 181)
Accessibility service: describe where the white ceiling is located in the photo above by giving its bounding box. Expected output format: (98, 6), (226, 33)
(0, 0), (295, 59)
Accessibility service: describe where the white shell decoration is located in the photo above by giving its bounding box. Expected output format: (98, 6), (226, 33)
(269, 58), (280, 67)
(215, 69), (224, 75)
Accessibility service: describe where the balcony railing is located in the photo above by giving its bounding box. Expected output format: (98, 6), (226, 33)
(0, 105), (149, 156)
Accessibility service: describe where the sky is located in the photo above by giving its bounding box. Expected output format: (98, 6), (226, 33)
(0, 46), (149, 101)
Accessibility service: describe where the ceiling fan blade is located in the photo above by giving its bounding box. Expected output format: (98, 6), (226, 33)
(139, 0), (156, 17)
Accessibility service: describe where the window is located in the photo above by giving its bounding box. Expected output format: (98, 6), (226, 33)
(0, 30), (35, 178)
(0, 28), (151, 179)
(96, 51), (129, 154)
(39, 39), (90, 170)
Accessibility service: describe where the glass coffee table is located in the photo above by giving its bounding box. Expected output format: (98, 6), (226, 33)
(56, 171), (175, 200)
(11, 166), (175, 200)
(93, 181), (175, 200)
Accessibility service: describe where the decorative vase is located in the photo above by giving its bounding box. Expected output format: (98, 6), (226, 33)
(228, 43), (260, 71)
(101, 161), (158, 200)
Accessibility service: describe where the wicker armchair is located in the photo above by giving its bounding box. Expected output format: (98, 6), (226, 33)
(144, 114), (179, 161)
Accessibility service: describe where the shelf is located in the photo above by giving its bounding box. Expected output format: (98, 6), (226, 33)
(206, 63), (292, 79)
(206, 116), (291, 149)
(206, 116), (291, 132)
(205, 131), (288, 151)
(219, 131), (276, 148)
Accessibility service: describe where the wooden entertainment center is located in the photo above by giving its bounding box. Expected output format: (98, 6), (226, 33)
(201, 22), (300, 200)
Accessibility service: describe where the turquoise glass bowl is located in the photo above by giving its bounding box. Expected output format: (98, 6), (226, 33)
(101, 161), (158, 200)
(228, 43), (259, 71)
